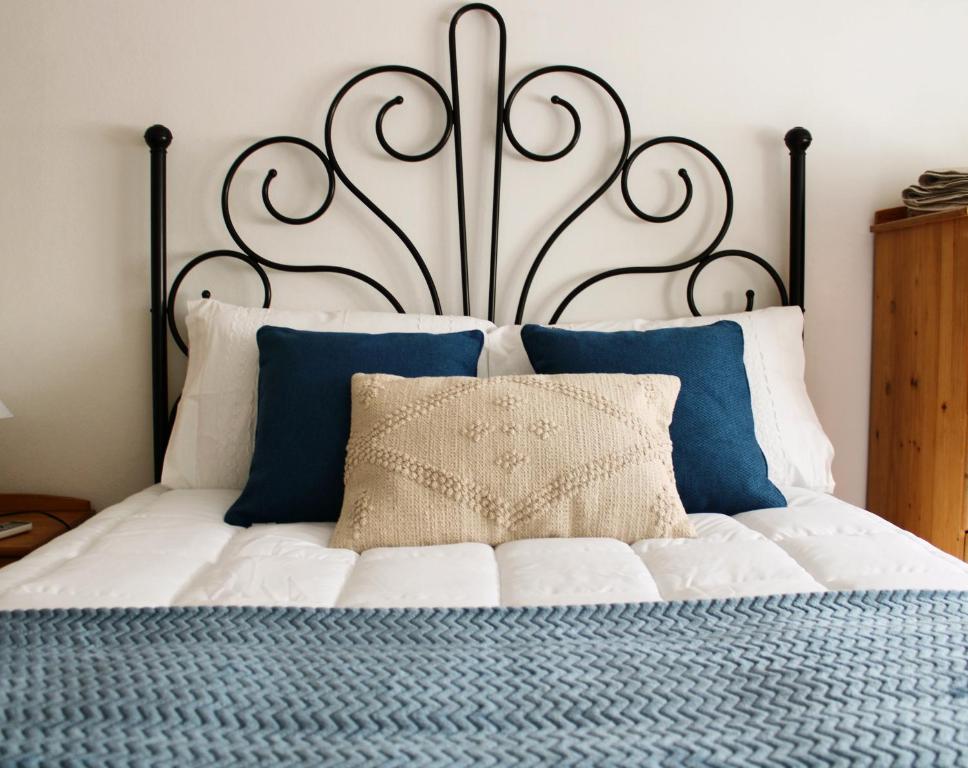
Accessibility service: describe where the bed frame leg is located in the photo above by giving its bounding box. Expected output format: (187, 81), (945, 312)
(784, 127), (811, 312)
(145, 124), (173, 482)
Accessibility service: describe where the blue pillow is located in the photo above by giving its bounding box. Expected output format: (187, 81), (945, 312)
(521, 321), (785, 515)
(225, 326), (485, 526)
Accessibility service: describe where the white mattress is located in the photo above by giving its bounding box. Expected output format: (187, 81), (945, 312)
(1, 485), (966, 611)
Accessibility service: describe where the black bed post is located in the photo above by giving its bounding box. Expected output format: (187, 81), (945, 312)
(145, 124), (173, 482)
(784, 127), (811, 312)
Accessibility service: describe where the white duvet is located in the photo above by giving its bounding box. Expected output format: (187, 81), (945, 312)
(1, 485), (966, 611)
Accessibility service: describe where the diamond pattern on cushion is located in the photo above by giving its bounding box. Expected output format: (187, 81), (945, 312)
(331, 373), (694, 551)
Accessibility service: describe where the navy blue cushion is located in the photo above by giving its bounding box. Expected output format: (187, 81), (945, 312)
(521, 321), (785, 515)
(225, 327), (485, 526)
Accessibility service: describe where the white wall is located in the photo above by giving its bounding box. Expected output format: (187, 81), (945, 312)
(2, 0), (967, 510)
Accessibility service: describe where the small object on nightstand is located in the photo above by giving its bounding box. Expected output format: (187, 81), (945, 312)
(0, 521), (32, 540)
(0, 495), (94, 568)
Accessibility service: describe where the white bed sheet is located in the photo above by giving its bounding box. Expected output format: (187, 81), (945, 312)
(1, 485), (966, 611)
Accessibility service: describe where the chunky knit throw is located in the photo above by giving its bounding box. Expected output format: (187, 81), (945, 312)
(2, 590), (967, 766)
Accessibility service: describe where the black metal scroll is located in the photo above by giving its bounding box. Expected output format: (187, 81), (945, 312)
(145, 3), (811, 480)
(450, 3), (507, 320)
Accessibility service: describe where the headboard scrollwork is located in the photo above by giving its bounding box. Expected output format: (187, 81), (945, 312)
(144, 3), (811, 480)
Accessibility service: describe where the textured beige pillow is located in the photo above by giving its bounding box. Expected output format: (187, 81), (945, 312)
(330, 373), (694, 551)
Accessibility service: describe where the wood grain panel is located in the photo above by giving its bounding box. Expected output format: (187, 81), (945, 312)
(871, 206), (968, 233)
(868, 209), (968, 559)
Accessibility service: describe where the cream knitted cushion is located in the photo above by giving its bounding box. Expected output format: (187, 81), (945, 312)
(330, 372), (694, 551)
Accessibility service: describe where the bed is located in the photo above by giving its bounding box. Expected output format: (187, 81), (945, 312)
(3, 4), (968, 766)
(2, 486), (968, 610)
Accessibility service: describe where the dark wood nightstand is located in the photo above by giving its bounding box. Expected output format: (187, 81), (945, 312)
(0, 495), (94, 568)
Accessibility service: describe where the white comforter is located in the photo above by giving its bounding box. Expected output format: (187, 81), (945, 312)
(1, 486), (966, 610)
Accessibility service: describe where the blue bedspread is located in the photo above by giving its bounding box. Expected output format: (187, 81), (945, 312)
(1, 590), (967, 766)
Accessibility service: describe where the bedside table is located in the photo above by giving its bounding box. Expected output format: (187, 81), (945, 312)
(0, 494), (94, 568)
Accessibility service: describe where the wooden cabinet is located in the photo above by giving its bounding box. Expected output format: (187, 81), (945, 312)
(868, 206), (968, 559)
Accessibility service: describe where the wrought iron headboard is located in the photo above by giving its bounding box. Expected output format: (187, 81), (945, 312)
(144, 2), (812, 481)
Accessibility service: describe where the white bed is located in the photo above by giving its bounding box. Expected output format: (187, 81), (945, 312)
(7, 304), (965, 612)
(3, 484), (966, 611)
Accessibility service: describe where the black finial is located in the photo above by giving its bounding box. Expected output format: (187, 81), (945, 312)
(784, 127), (812, 155)
(144, 124), (173, 150)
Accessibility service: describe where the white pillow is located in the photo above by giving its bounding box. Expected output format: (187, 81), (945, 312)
(162, 300), (495, 489)
(484, 306), (834, 494)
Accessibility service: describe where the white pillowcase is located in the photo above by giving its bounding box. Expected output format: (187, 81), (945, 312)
(162, 300), (495, 490)
(483, 306), (834, 494)
(163, 300), (833, 498)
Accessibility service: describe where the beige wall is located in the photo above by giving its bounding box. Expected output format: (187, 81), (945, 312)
(2, 0), (967, 510)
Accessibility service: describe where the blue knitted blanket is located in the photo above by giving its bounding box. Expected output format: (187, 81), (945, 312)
(2, 590), (967, 766)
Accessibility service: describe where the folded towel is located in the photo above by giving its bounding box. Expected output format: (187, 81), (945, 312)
(919, 168), (968, 186)
(905, 199), (968, 213)
(903, 167), (968, 213)
(904, 184), (968, 200)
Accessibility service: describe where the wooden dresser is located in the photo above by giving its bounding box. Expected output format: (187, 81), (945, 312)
(868, 206), (968, 560)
